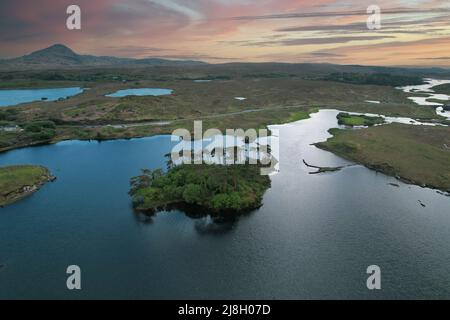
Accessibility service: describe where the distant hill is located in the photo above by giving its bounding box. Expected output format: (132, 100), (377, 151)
(1, 44), (449, 79)
(0, 44), (207, 69)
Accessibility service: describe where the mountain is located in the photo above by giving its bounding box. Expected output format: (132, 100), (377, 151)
(1, 44), (449, 77)
(1, 44), (206, 69)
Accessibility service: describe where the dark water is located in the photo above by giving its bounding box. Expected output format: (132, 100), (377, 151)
(0, 110), (449, 299)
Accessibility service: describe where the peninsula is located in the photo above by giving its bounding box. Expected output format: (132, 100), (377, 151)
(316, 124), (450, 192)
(0, 165), (55, 206)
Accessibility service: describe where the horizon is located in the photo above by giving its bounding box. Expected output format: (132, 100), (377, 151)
(4, 43), (450, 69)
(1, 1), (450, 67)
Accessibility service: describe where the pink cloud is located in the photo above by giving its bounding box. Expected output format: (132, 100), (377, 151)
(0, 0), (449, 66)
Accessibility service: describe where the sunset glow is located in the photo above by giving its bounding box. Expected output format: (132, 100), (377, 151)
(1, 0), (450, 66)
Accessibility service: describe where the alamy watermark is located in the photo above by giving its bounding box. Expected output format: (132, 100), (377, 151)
(170, 121), (279, 176)
(366, 265), (381, 290)
(66, 265), (81, 290)
(66, 5), (81, 30)
(367, 5), (382, 30)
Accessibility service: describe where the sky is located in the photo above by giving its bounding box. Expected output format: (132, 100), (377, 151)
(1, 0), (450, 66)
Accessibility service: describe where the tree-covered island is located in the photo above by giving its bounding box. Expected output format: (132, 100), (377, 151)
(129, 164), (271, 214)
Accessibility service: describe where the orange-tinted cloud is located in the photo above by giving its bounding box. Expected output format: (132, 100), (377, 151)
(1, 0), (449, 66)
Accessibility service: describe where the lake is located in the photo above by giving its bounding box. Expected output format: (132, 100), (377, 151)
(0, 87), (84, 107)
(0, 110), (449, 299)
(106, 88), (173, 98)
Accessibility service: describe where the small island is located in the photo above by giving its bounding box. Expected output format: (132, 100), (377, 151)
(129, 164), (271, 214)
(0, 165), (55, 206)
(337, 112), (385, 127)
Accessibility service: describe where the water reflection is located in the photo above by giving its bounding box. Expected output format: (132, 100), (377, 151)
(133, 210), (155, 225)
(132, 201), (251, 234)
(194, 217), (235, 235)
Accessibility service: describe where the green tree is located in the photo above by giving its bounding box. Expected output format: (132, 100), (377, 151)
(182, 184), (204, 204)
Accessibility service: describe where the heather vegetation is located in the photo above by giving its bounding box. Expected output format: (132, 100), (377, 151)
(323, 72), (424, 87)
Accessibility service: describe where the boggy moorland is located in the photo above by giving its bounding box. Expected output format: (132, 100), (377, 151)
(1, 45), (450, 195)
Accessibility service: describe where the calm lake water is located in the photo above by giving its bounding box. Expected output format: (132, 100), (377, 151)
(0, 87), (84, 107)
(106, 88), (173, 98)
(0, 110), (449, 299)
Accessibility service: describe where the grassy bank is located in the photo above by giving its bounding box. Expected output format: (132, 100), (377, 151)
(283, 110), (314, 123)
(0, 165), (55, 206)
(433, 84), (450, 95)
(337, 112), (385, 127)
(316, 124), (450, 192)
(0, 105), (320, 153)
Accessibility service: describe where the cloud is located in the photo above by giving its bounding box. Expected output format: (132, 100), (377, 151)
(1, 0), (450, 66)
(103, 46), (173, 58)
(154, 53), (241, 61)
(275, 19), (447, 34)
(148, 0), (203, 21)
(309, 36), (450, 66)
(227, 7), (450, 21)
(423, 57), (450, 60)
(234, 35), (395, 47)
(308, 52), (345, 57)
